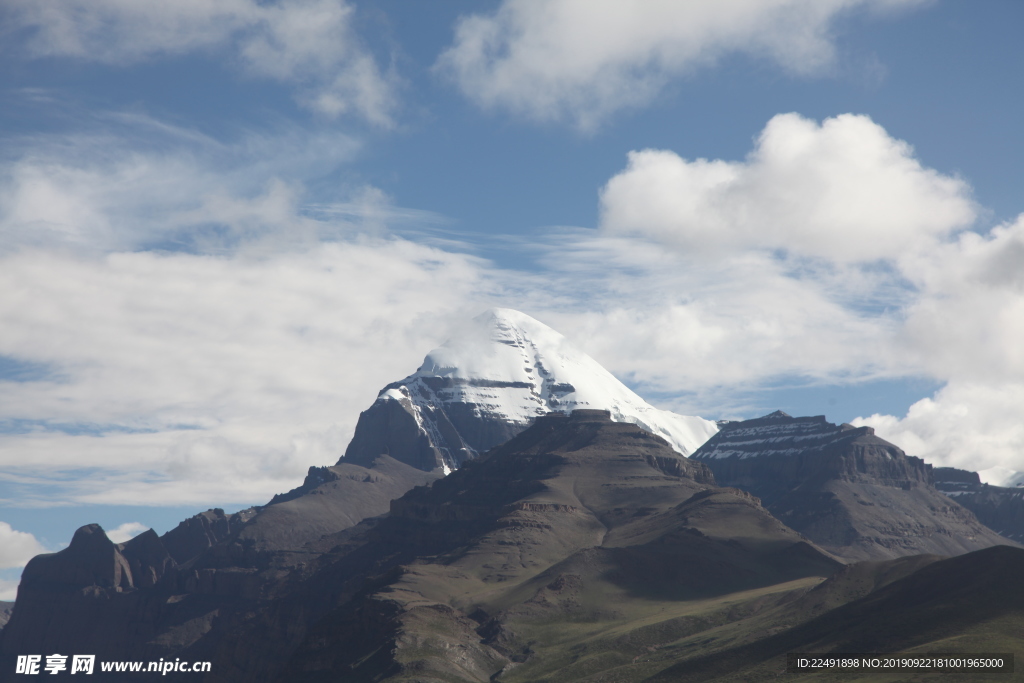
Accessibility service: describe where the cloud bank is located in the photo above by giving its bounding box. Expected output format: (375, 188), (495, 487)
(1, 107), (1022, 506)
(0, 240), (489, 506)
(0, 110), (493, 507)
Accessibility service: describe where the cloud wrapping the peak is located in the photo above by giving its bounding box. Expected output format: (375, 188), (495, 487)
(599, 113), (975, 262)
(437, 0), (923, 128)
(526, 235), (900, 396)
(2, 0), (396, 123)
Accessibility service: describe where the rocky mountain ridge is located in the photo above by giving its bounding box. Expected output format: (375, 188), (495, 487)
(0, 411), (838, 682)
(691, 410), (1015, 561)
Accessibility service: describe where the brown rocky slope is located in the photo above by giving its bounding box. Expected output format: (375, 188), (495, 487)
(1, 411), (839, 682)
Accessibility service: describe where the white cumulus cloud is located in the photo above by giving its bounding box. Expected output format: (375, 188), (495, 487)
(437, 0), (924, 129)
(562, 114), (1024, 481)
(852, 214), (1024, 481)
(899, 215), (1024, 383)
(599, 113), (976, 262)
(855, 382), (1024, 485)
(0, 522), (48, 570)
(1, 0), (397, 124)
(0, 577), (19, 602)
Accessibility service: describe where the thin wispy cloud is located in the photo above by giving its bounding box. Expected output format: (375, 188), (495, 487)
(0, 112), (361, 253)
(2, 0), (398, 124)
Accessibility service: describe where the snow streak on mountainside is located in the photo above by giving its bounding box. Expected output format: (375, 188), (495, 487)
(342, 308), (718, 472)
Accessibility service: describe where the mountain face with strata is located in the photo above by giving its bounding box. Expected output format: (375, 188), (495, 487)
(934, 467), (1024, 541)
(690, 411), (1014, 561)
(275, 410), (842, 682)
(343, 308), (718, 472)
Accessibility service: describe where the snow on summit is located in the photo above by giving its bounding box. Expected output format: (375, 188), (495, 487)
(347, 308), (717, 472)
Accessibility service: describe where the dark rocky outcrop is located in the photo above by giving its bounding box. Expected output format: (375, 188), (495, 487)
(934, 466), (982, 485)
(120, 529), (177, 589)
(0, 525), (171, 670)
(0, 451), (440, 681)
(691, 411), (1017, 561)
(934, 467), (1024, 541)
(161, 508), (256, 565)
(342, 383), (480, 471)
(20, 524), (134, 592)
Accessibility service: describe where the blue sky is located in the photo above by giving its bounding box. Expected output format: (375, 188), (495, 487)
(1, 0), (1023, 597)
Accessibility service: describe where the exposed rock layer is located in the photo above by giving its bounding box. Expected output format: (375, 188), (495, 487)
(691, 411), (1017, 561)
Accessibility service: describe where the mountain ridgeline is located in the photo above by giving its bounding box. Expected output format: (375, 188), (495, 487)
(690, 411), (1011, 561)
(1, 309), (1021, 682)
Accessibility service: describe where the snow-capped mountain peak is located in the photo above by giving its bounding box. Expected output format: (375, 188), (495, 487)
(342, 308), (718, 473)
